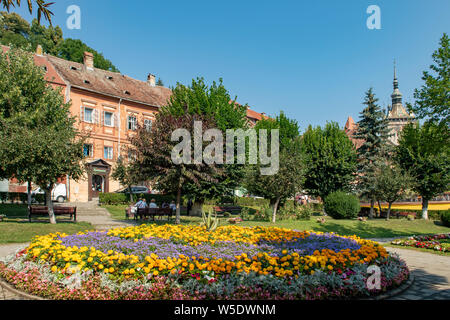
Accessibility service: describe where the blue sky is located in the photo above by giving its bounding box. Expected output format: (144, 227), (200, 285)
(10, 0), (450, 131)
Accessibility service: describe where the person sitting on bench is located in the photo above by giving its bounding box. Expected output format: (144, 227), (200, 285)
(149, 199), (158, 208)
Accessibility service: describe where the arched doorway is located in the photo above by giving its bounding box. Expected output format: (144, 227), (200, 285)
(86, 159), (111, 201)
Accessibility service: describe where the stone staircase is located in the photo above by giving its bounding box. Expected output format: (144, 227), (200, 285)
(65, 200), (137, 230)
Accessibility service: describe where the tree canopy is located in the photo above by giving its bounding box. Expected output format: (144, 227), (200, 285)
(301, 121), (357, 201)
(395, 122), (449, 219)
(0, 11), (119, 72)
(161, 78), (248, 205)
(409, 33), (450, 126)
(0, 47), (85, 223)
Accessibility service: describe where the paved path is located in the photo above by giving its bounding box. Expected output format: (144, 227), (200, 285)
(385, 247), (450, 300)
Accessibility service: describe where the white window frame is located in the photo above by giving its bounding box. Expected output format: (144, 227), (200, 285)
(144, 118), (152, 131)
(84, 107), (94, 123)
(104, 146), (113, 160)
(104, 111), (114, 127)
(127, 115), (137, 131)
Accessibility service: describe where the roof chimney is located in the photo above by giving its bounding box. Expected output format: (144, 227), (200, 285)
(147, 74), (156, 87)
(83, 51), (94, 70)
(36, 44), (43, 56)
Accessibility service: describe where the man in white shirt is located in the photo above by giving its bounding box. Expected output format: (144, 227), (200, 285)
(149, 199), (158, 208)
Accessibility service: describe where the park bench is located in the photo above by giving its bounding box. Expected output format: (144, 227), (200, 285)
(136, 207), (173, 221)
(28, 206), (77, 222)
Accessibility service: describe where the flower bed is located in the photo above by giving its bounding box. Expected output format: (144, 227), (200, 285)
(391, 233), (450, 253)
(0, 225), (410, 300)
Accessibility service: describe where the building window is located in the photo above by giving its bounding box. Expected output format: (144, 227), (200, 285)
(104, 146), (113, 160)
(84, 107), (94, 123)
(104, 111), (114, 127)
(83, 144), (93, 158)
(128, 116), (137, 131)
(144, 119), (152, 131)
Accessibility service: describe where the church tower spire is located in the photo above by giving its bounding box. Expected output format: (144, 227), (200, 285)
(391, 60), (403, 107)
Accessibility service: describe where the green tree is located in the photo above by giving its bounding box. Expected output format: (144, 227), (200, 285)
(0, 0), (53, 24)
(244, 112), (304, 222)
(0, 47), (85, 223)
(156, 78), (164, 86)
(0, 12), (120, 72)
(57, 38), (120, 72)
(161, 77), (248, 213)
(245, 145), (304, 223)
(395, 122), (449, 220)
(373, 160), (412, 220)
(409, 33), (450, 126)
(130, 112), (221, 224)
(0, 11), (30, 48)
(353, 88), (391, 218)
(111, 156), (140, 203)
(301, 121), (357, 201)
(29, 18), (63, 55)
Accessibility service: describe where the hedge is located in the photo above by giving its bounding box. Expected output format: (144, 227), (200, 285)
(441, 210), (450, 227)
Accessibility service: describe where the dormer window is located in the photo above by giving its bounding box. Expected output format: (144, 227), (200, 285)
(71, 66), (78, 70)
(124, 90), (131, 95)
(106, 76), (113, 80)
(84, 80), (90, 84)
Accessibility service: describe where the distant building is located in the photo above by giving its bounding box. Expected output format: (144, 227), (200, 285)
(385, 64), (416, 145)
(1, 45), (266, 202)
(345, 64), (416, 147)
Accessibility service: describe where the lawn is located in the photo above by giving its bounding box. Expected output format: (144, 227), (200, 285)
(0, 204), (93, 244)
(102, 205), (449, 239)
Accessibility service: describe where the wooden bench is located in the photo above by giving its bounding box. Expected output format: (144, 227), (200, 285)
(136, 207), (173, 221)
(28, 206), (77, 222)
(213, 206), (242, 215)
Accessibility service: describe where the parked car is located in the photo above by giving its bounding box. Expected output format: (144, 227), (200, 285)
(31, 183), (67, 203)
(116, 186), (150, 194)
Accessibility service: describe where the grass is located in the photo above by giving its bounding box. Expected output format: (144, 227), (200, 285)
(102, 204), (450, 239)
(0, 204), (93, 244)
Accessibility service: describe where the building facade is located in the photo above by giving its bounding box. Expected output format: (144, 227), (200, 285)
(1, 46), (266, 202)
(345, 65), (416, 147)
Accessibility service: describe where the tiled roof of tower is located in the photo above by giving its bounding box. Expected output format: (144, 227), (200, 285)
(344, 116), (364, 149)
(45, 55), (172, 107)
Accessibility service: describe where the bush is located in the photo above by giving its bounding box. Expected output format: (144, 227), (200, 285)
(324, 191), (360, 219)
(0, 192), (8, 203)
(253, 208), (272, 221)
(234, 197), (270, 208)
(441, 210), (450, 227)
(277, 204), (312, 221)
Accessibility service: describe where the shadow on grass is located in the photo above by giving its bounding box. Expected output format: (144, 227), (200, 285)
(311, 221), (420, 239)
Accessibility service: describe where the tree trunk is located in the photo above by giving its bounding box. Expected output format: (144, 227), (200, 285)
(45, 186), (56, 224)
(128, 185), (134, 203)
(369, 199), (375, 219)
(175, 184), (182, 225)
(377, 200), (382, 218)
(422, 198), (429, 220)
(272, 197), (281, 223)
(386, 202), (392, 220)
(27, 180), (32, 211)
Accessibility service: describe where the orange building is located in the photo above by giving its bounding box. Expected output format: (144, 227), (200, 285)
(1, 46), (266, 202)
